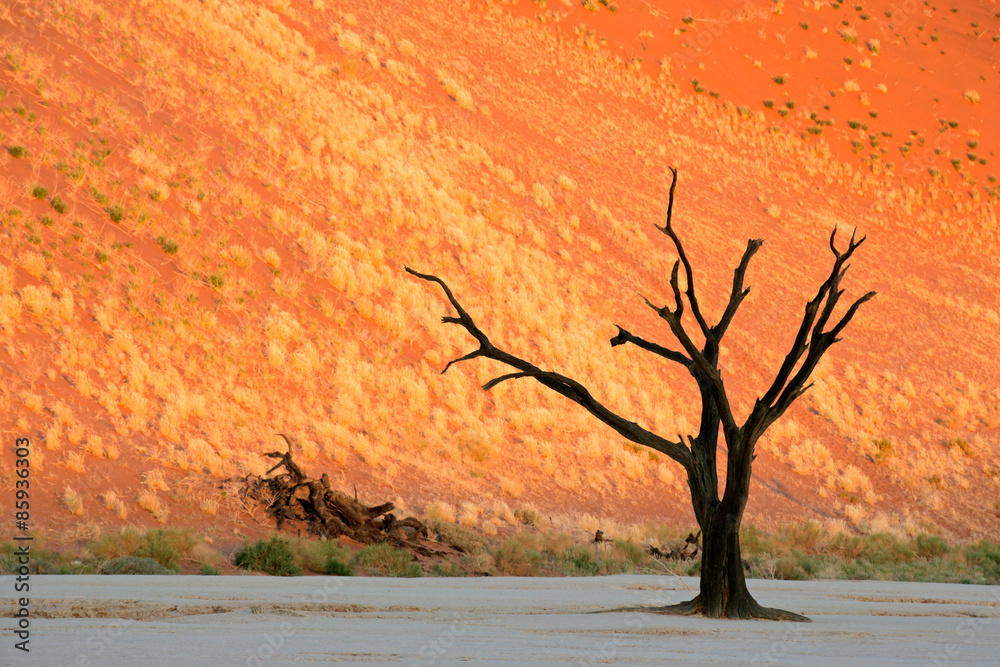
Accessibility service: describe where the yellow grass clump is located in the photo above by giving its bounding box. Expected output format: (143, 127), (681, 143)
(226, 244), (253, 268)
(102, 489), (129, 519)
(19, 285), (53, 317)
(425, 501), (457, 524)
(62, 487), (84, 516)
(0, 265), (13, 294)
(199, 495), (219, 516)
(261, 247), (281, 272)
(137, 491), (169, 523)
(142, 469), (170, 491)
(0, 294), (21, 323)
(18, 252), (45, 278)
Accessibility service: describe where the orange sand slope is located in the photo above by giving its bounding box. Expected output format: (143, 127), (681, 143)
(0, 0), (997, 546)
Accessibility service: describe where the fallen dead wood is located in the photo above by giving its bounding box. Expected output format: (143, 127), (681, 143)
(235, 435), (454, 558)
(648, 531), (701, 560)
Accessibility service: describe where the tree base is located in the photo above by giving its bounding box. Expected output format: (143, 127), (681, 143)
(602, 594), (812, 622)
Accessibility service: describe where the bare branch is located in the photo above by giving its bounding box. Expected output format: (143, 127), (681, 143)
(409, 268), (695, 471)
(440, 349), (484, 375)
(609, 326), (692, 368)
(405, 267), (489, 348)
(713, 238), (764, 339)
(642, 293), (740, 438)
(655, 167), (713, 342)
(482, 371), (535, 390)
(828, 290), (877, 341)
(752, 229), (876, 426)
(668, 261), (684, 319)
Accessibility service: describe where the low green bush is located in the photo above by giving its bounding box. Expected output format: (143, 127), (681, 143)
(913, 534), (948, 559)
(431, 562), (465, 577)
(494, 540), (542, 576)
(325, 558), (353, 576)
(90, 528), (195, 572)
(353, 543), (422, 577)
(234, 536), (302, 576)
(427, 519), (490, 555)
(563, 546), (599, 575)
(98, 556), (173, 575)
(284, 536), (352, 574)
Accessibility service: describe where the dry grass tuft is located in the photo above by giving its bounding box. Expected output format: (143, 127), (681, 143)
(101, 489), (129, 519)
(425, 501), (457, 524)
(142, 469), (170, 491)
(137, 491), (169, 523)
(62, 487), (84, 516)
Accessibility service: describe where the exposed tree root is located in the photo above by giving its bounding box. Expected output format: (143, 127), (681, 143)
(600, 594), (812, 622)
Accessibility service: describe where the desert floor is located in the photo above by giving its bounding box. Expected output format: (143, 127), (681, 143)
(9, 575), (1000, 666)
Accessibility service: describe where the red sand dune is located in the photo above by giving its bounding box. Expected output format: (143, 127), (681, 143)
(0, 0), (997, 550)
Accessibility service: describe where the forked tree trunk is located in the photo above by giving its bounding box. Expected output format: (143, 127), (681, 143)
(408, 168), (873, 623)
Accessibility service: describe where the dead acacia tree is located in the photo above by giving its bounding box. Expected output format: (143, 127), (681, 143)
(407, 168), (876, 621)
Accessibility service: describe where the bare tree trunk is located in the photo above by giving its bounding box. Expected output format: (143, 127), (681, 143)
(408, 167), (873, 623)
(683, 467), (809, 621)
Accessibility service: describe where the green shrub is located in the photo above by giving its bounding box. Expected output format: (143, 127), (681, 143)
(51, 195), (67, 214)
(31, 185), (48, 199)
(90, 528), (195, 572)
(353, 543), (422, 577)
(155, 235), (179, 255)
(137, 529), (196, 570)
(8, 145), (25, 158)
(612, 539), (646, 566)
(945, 438), (974, 457)
(284, 536), (352, 573)
(106, 205), (124, 222)
(741, 524), (780, 555)
(784, 521), (825, 553)
(964, 541), (1000, 579)
(859, 533), (914, 564)
(234, 536), (302, 576)
(873, 439), (894, 463)
(513, 508), (538, 526)
(913, 534), (948, 559)
(494, 540), (542, 576)
(431, 562), (465, 577)
(563, 546), (599, 575)
(199, 564), (220, 575)
(774, 554), (809, 580)
(90, 528), (144, 560)
(427, 519), (490, 555)
(98, 556), (173, 575)
(325, 557), (353, 576)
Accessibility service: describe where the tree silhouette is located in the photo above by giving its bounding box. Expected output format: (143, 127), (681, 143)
(408, 168), (875, 620)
